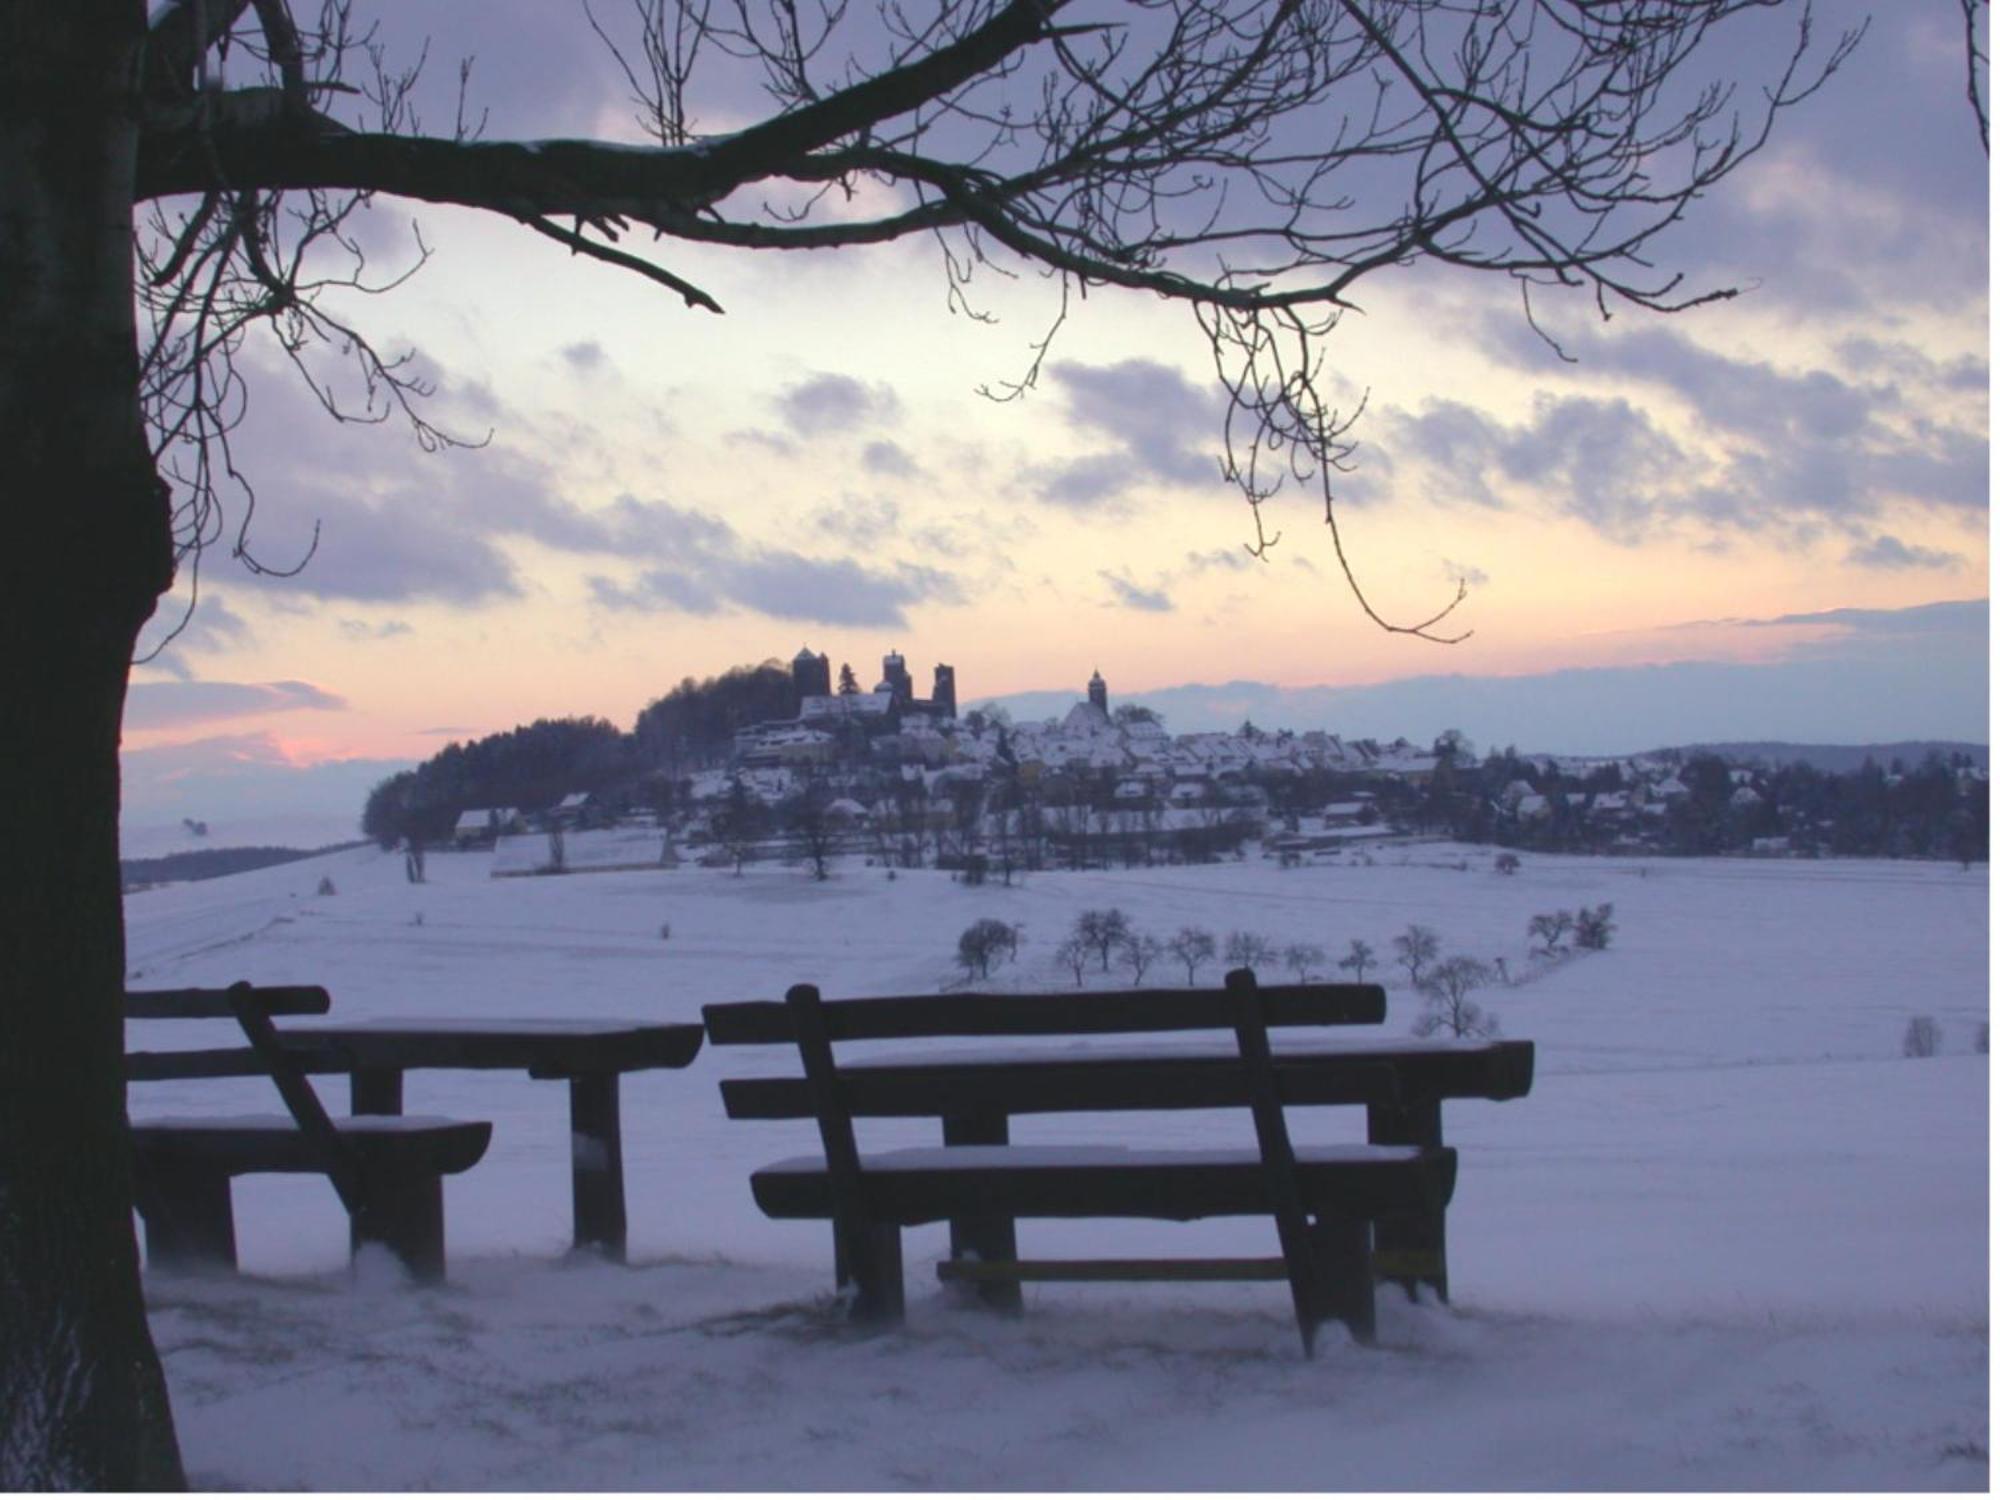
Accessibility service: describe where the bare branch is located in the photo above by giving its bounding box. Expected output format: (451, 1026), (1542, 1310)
(129, 0), (1865, 647)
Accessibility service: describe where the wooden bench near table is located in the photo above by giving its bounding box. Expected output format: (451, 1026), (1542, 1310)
(125, 983), (492, 1282)
(126, 984), (705, 1277)
(705, 970), (1533, 1353)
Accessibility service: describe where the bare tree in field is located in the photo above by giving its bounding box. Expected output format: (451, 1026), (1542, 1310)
(1074, 908), (1133, 972)
(957, 918), (1020, 981)
(1412, 956), (1501, 1040)
(1119, 932), (1163, 985)
(1528, 911), (1574, 955)
(1054, 934), (1091, 988)
(784, 783), (838, 881)
(1393, 924), (1442, 987)
(1338, 939), (1376, 984)
(1224, 930), (1278, 973)
(1282, 942), (1327, 983)
(1167, 925), (1218, 986)
(4, 0), (1862, 1481)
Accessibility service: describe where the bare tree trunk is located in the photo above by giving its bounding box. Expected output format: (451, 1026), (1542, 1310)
(0, 4), (186, 1487)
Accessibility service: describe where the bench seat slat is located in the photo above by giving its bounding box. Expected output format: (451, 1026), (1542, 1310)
(750, 1143), (1454, 1226)
(131, 1115), (491, 1176)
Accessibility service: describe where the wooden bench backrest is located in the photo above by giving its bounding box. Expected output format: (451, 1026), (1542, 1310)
(127, 986), (334, 1082)
(126, 985), (332, 1020)
(126, 982), (363, 1213)
(702, 980), (1385, 1046)
(719, 968), (1339, 1354)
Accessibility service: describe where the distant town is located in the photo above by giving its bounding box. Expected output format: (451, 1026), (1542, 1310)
(354, 645), (1990, 878)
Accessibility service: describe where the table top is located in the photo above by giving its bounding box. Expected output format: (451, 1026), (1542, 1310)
(719, 1035), (1533, 1119)
(279, 1017), (705, 1075)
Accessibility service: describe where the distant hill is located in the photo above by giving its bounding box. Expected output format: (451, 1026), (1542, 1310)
(1657, 741), (1989, 774)
(121, 841), (369, 890)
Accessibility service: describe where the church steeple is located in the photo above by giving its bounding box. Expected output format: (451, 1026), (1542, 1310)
(1087, 668), (1107, 714)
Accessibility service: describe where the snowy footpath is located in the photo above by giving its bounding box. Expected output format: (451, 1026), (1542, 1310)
(126, 843), (1989, 1489)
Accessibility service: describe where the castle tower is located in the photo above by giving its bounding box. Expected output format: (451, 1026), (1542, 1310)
(792, 645), (832, 699)
(881, 650), (913, 707)
(932, 664), (957, 720)
(1087, 668), (1108, 714)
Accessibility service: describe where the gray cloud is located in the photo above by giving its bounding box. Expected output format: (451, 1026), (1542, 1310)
(976, 600), (1989, 751)
(135, 588), (254, 673)
(1030, 359), (1222, 508)
(126, 679), (349, 731)
(1386, 394), (1688, 538)
(724, 428), (799, 458)
(1393, 313), (1989, 544)
(217, 351), (971, 614)
(1382, 402), (1508, 509)
(1732, 598), (1988, 638)
(1100, 570), (1174, 612)
(1442, 558), (1491, 588)
(812, 494), (903, 547)
(1835, 337), (1989, 394)
(337, 618), (416, 640)
(1844, 534), (1964, 571)
(1483, 318), (1882, 450)
(560, 340), (610, 375)
(1031, 451), (1147, 510)
(1185, 548), (1250, 573)
(862, 439), (922, 479)
(587, 498), (965, 627)
(1475, 318), (1989, 529)
(246, 482), (528, 604)
(1504, 396), (1690, 540)
(777, 373), (902, 437)
(1640, 2), (1988, 317)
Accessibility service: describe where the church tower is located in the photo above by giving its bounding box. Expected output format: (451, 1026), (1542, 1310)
(792, 645), (831, 699)
(1087, 668), (1108, 714)
(880, 650), (914, 707)
(932, 664), (957, 719)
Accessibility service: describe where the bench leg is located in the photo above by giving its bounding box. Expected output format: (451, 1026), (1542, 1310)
(833, 1221), (905, 1325)
(137, 1164), (238, 1274)
(349, 1172), (447, 1284)
(1367, 1097), (1448, 1303)
(351, 1067), (405, 1116)
(944, 1110), (1022, 1314)
(568, 1073), (627, 1262)
(1305, 1215), (1376, 1348)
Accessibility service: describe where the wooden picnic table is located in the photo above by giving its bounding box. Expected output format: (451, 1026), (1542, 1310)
(275, 1018), (704, 1261)
(720, 1030), (1531, 1302)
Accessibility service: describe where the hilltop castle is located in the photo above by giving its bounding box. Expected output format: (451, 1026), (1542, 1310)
(788, 646), (956, 723)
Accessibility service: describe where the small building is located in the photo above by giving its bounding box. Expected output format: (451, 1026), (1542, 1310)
(545, 791), (592, 829)
(453, 806), (522, 849)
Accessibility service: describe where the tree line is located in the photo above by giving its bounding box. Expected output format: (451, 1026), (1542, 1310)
(361, 662), (801, 847)
(1373, 745), (1988, 865)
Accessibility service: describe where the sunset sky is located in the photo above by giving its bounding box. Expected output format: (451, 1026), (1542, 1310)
(123, 0), (1989, 824)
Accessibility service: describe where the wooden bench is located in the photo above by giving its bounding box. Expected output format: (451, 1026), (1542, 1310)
(705, 970), (1467, 1353)
(125, 983), (491, 1281)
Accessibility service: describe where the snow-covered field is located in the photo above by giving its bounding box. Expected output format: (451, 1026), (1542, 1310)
(125, 843), (1989, 1489)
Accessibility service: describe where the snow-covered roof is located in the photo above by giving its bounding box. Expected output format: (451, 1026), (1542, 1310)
(799, 692), (894, 721)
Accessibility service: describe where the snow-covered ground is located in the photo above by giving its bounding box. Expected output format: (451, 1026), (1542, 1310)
(125, 843), (1989, 1489)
